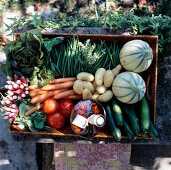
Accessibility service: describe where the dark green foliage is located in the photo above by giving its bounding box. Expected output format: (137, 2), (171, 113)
(50, 37), (120, 77)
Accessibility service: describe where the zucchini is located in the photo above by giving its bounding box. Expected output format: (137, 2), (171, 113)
(123, 105), (141, 136)
(139, 96), (150, 133)
(148, 121), (159, 140)
(104, 104), (122, 141)
(111, 98), (123, 126)
(123, 119), (136, 140)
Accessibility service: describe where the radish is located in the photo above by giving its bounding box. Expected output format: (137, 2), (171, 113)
(8, 85), (14, 91)
(14, 75), (18, 81)
(16, 89), (23, 95)
(25, 91), (29, 95)
(13, 95), (18, 100)
(16, 80), (22, 85)
(11, 104), (17, 109)
(21, 94), (26, 98)
(20, 84), (24, 89)
(20, 76), (27, 84)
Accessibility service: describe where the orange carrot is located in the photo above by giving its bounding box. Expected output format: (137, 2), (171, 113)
(25, 104), (42, 116)
(30, 89), (67, 104)
(50, 77), (76, 84)
(41, 81), (74, 91)
(67, 95), (82, 100)
(29, 89), (48, 97)
(28, 85), (38, 90)
(53, 90), (75, 99)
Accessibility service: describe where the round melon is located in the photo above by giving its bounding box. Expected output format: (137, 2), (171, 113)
(112, 72), (146, 104)
(120, 40), (153, 73)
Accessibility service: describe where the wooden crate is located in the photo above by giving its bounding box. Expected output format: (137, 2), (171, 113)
(10, 34), (158, 142)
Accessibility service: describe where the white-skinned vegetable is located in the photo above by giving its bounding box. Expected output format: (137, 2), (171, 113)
(83, 81), (94, 92)
(104, 70), (114, 87)
(96, 85), (107, 94)
(112, 64), (122, 77)
(82, 88), (92, 100)
(73, 80), (84, 94)
(98, 90), (113, 102)
(77, 72), (94, 82)
(92, 92), (99, 101)
(95, 68), (106, 86)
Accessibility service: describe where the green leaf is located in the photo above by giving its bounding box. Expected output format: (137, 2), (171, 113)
(33, 119), (44, 129)
(43, 37), (64, 53)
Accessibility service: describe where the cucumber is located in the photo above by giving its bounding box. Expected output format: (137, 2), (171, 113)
(123, 105), (141, 136)
(123, 119), (136, 140)
(139, 96), (150, 133)
(148, 121), (159, 140)
(111, 98), (123, 126)
(104, 104), (122, 141)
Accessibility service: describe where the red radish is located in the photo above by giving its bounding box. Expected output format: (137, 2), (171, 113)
(16, 89), (23, 95)
(16, 80), (21, 85)
(4, 85), (9, 89)
(17, 95), (22, 100)
(7, 91), (15, 96)
(13, 95), (18, 100)
(8, 85), (14, 91)
(25, 91), (29, 95)
(11, 104), (17, 109)
(20, 84), (24, 89)
(6, 81), (12, 85)
(21, 94), (26, 98)
(20, 77), (27, 84)
(8, 96), (14, 101)
(12, 83), (20, 90)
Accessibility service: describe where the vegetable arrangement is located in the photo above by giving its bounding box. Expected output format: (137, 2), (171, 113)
(0, 31), (159, 141)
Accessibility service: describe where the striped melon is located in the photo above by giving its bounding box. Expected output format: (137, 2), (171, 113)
(112, 72), (146, 104)
(120, 40), (153, 73)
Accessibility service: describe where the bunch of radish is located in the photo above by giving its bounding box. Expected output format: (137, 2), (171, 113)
(0, 75), (29, 123)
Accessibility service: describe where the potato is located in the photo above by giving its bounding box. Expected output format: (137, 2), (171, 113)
(96, 85), (107, 94)
(77, 72), (94, 82)
(98, 90), (113, 102)
(104, 70), (114, 88)
(82, 88), (92, 100)
(112, 64), (122, 77)
(95, 68), (106, 86)
(83, 81), (94, 92)
(92, 92), (99, 101)
(73, 80), (84, 94)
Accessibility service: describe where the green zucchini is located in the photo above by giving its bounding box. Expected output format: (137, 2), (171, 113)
(123, 119), (136, 140)
(139, 96), (150, 133)
(123, 105), (141, 136)
(111, 98), (123, 126)
(148, 121), (159, 140)
(105, 104), (122, 141)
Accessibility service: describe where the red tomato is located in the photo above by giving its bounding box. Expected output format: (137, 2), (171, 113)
(59, 99), (74, 118)
(42, 98), (59, 115)
(48, 112), (65, 129)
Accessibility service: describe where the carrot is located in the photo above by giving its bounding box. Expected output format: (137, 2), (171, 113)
(67, 95), (82, 100)
(25, 104), (42, 116)
(29, 89), (48, 97)
(31, 89), (67, 104)
(53, 90), (75, 99)
(41, 81), (74, 91)
(50, 77), (76, 84)
(28, 85), (38, 90)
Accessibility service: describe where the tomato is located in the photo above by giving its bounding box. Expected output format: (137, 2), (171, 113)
(42, 98), (59, 115)
(59, 99), (74, 118)
(48, 112), (65, 129)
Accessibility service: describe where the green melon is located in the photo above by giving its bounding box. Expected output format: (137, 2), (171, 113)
(112, 72), (146, 104)
(120, 40), (153, 73)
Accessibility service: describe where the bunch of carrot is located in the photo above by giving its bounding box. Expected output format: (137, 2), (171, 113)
(25, 77), (82, 116)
